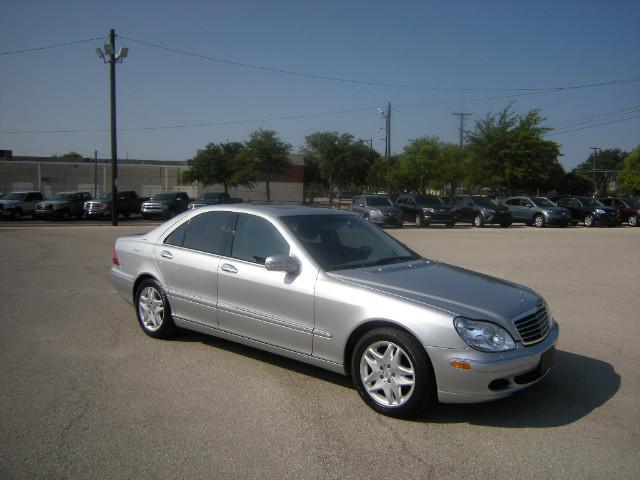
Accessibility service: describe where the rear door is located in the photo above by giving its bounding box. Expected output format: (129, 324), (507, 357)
(154, 211), (235, 327)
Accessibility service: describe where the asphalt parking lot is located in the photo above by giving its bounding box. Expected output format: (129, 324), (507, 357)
(0, 223), (638, 479)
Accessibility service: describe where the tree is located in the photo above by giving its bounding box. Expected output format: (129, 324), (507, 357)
(181, 141), (245, 192)
(466, 105), (562, 194)
(243, 129), (292, 202)
(59, 151), (83, 160)
(574, 148), (628, 196)
(617, 147), (640, 196)
(556, 171), (595, 196)
(432, 143), (468, 198)
(393, 137), (441, 193)
(303, 131), (377, 206)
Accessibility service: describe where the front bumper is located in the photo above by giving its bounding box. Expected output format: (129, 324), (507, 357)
(546, 214), (571, 226)
(426, 321), (559, 404)
(370, 212), (403, 226)
(423, 212), (454, 224)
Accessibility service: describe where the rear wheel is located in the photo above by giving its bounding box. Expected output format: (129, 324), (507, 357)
(629, 215), (638, 227)
(135, 279), (177, 339)
(11, 209), (22, 221)
(415, 214), (425, 228)
(351, 327), (435, 418)
(533, 214), (545, 228)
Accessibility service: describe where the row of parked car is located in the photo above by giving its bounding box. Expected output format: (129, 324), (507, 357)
(349, 193), (640, 228)
(0, 190), (242, 221)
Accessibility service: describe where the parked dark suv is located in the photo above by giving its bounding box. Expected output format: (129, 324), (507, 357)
(35, 191), (88, 220)
(141, 192), (191, 219)
(503, 196), (571, 227)
(556, 196), (619, 227)
(395, 193), (454, 227)
(451, 195), (512, 227)
(350, 194), (403, 227)
(600, 197), (640, 227)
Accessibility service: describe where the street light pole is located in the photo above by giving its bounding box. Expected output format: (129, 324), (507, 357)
(109, 29), (118, 225)
(96, 29), (127, 225)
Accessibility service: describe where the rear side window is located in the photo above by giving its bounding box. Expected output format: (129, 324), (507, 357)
(182, 211), (235, 255)
(164, 222), (188, 247)
(231, 214), (289, 265)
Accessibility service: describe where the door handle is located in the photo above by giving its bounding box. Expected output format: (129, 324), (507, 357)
(220, 263), (238, 274)
(160, 250), (173, 260)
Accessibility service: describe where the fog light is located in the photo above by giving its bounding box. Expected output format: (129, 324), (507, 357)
(450, 360), (471, 370)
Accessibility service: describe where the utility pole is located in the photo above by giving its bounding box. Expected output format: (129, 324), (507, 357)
(386, 102), (391, 162)
(94, 150), (98, 197)
(96, 29), (128, 225)
(590, 147), (600, 195)
(452, 112), (472, 148)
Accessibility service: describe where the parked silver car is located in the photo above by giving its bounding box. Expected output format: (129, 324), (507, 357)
(111, 204), (558, 417)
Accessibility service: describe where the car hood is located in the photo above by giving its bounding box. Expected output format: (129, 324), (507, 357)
(369, 206), (401, 214)
(543, 207), (570, 214)
(38, 200), (68, 206)
(329, 259), (540, 328)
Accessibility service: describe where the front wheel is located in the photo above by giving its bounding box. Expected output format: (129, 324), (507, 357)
(11, 209), (22, 221)
(135, 279), (177, 339)
(351, 327), (435, 418)
(415, 214), (425, 228)
(473, 214), (484, 228)
(533, 214), (545, 228)
(584, 214), (594, 227)
(629, 215), (638, 227)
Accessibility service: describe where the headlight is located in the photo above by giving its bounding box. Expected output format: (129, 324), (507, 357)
(423, 207), (435, 213)
(453, 317), (516, 352)
(594, 209), (605, 214)
(370, 209), (382, 215)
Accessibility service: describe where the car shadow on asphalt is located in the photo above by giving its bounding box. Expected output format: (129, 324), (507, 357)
(420, 349), (620, 427)
(172, 330), (354, 389)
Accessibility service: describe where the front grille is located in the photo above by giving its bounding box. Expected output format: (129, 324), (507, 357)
(513, 305), (551, 346)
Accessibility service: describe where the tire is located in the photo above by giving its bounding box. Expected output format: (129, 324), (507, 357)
(500, 222), (512, 228)
(629, 215), (638, 227)
(533, 214), (545, 228)
(351, 327), (436, 418)
(135, 279), (177, 339)
(473, 214), (484, 228)
(584, 214), (594, 227)
(415, 214), (425, 228)
(61, 210), (71, 221)
(11, 209), (22, 221)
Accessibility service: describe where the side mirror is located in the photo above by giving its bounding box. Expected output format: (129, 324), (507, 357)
(265, 255), (299, 274)
(358, 203), (364, 207)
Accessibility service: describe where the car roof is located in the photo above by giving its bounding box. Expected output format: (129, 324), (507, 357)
(196, 203), (349, 219)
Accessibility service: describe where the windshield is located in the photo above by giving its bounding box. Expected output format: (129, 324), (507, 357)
(151, 193), (175, 201)
(531, 197), (556, 207)
(51, 193), (70, 201)
(577, 197), (604, 207)
(622, 198), (640, 208)
(4, 193), (26, 201)
(472, 196), (498, 207)
(415, 195), (444, 206)
(366, 196), (393, 207)
(281, 214), (419, 271)
(99, 193), (112, 201)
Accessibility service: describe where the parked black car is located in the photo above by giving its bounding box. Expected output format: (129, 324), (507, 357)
(141, 192), (191, 219)
(188, 192), (243, 210)
(451, 195), (512, 227)
(556, 196), (619, 227)
(35, 192), (88, 220)
(600, 197), (640, 227)
(84, 191), (149, 219)
(503, 196), (571, 227)
(394, 193), (454, 227)
(349, 194), (403, 227)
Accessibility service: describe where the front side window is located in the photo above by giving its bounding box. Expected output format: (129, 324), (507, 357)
(472, 196), (498, 207)
(365, 196), (393, 207)
(231, 214), (289, 265)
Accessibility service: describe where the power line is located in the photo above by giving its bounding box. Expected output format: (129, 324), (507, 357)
(119, 35), (640, 93)
(551, 105), (640, 130)
(0, 106), (380, 134)
(548, 114), (640, 136)
(0, 37), (105, 55)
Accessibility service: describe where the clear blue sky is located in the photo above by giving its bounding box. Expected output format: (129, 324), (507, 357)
(1, 0), (638, 170)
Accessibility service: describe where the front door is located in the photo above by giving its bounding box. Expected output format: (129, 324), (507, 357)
(217, 213), (315, 355)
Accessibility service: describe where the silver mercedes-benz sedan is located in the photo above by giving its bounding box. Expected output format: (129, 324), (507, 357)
(111, 204), (558, 418)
